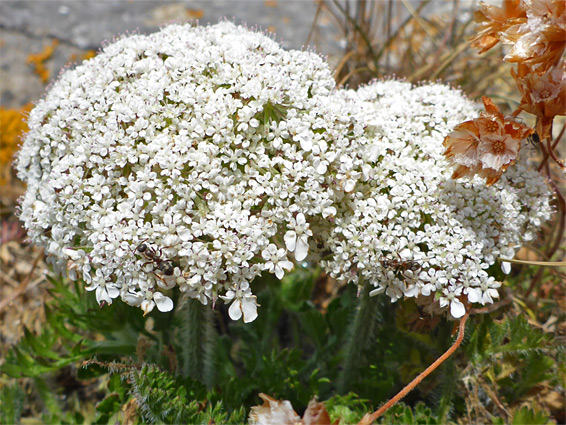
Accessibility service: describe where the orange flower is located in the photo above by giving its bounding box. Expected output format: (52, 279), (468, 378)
(502, 0), (566, 70)
(443, 97), (535, 185)
(512, 61), (566, 139)
(471, 0), (527, 53)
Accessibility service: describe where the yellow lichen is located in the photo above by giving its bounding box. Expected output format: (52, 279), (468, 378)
(82, 50), (96, 60)
(0, 105), (31, 185)
(68, 49), (97, 63)
(185, 8), (204, 19)
(27, 39), (59, 84)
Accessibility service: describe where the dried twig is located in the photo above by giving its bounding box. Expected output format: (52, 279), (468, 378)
(0, 252), (43, 313)
(498, 257), (566, 267)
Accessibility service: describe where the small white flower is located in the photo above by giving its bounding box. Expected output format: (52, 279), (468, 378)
(439, 287), (466, 318)
(261, 244), (294, 279)
(85, 280), (120, 305)
(222, 285), (259, 323)
(467, 278), (501, 305)
(138, 292), (174, 316)
(284, 213), (312, 261)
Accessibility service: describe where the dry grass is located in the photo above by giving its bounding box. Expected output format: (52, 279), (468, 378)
(308, 0), (509, 96)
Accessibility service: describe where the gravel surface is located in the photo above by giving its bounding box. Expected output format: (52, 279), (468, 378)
(0, 0), (475, 107)
(0, 0), (342, 107)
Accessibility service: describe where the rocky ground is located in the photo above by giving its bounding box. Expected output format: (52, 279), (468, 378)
(0, 0), (344, 108)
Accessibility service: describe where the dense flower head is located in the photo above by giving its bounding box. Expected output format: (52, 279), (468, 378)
(317, 81), (552, 318)
(16, 22), (553, 322)
(502, 0), (566, 70)
(471, 0), (527, 53)
(16, 22), (369, 321)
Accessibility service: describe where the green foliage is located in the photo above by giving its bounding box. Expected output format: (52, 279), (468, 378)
(510, 406), (553, 425)
(176, 299), (218, 388)
(324, 393), (369, 424)
(1, 275), (147, 379)
(130, 365), (212, 424)
(377, 402), (440, 425)
(3, 267), (563, 424)
(0, 382), (25, 424)
(92, 373), (129, 424)
(90, 362), (246, 425)
(462, 313), (562, 423)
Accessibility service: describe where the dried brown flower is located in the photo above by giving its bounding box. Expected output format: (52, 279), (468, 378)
(471, 0), (527, 53)
(248, 393), (334, 425)
(502, 0), (566, 70)
(512, 61), (566, 139)
(443, 97), (535, 185)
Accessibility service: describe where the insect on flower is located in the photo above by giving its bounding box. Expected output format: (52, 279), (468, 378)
(526, 131), (540, 146)
(135, 241), (176, 277)
(380, 253), (428, 281)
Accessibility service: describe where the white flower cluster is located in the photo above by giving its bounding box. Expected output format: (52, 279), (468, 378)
(319, 81), (553, 318)
(16, 22), (369, 322)
(17, 23), (552, 322)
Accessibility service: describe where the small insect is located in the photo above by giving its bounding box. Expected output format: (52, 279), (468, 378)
(135, 241), (176, 277)
(526, 132), (540, 146)
(380, 253), (428, 280)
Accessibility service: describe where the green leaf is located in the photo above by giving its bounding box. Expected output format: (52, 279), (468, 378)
(379, 402), (439, 425)
(0, 382), (25, 424)
(324, 393), (369, 425)
(23, 326), (59, 360)
(298, 302), (327, 349)
(93, 393), (122, 424)
(34, 377), (64, 419)
(511, 406), (551, 425)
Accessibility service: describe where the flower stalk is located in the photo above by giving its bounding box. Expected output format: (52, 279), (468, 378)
(358, 312), (470, 424)
(337, 284), (378, 394)
(177, 298), (217, 389)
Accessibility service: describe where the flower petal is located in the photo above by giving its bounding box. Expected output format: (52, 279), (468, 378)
(284, 230), (297, 252)
(241, 297), (259, 323)
(295, 235), (309, 261)
(141, 300), (154, 315)
(228, 300), (243, 321)
(450, 299), (466, 318)
(154, 292), (174, 312)
(96, 287), (112, 304)
(467, 287), (482, 303)
(123, 292), (143, 306)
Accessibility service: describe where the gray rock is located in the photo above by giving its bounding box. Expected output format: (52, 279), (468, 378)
(0, 1), (342, 107)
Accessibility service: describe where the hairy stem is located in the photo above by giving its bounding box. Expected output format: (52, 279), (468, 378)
(337, 285), (378, 394)
(177, 298), (217, 388)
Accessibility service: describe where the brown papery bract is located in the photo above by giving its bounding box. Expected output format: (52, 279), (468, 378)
(502, 0), (566, 70)
(512, 61), (566, 140)
(470, 0), (527, 53)
(248, 393), (334, 425)
(443, 97), (534, 186)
